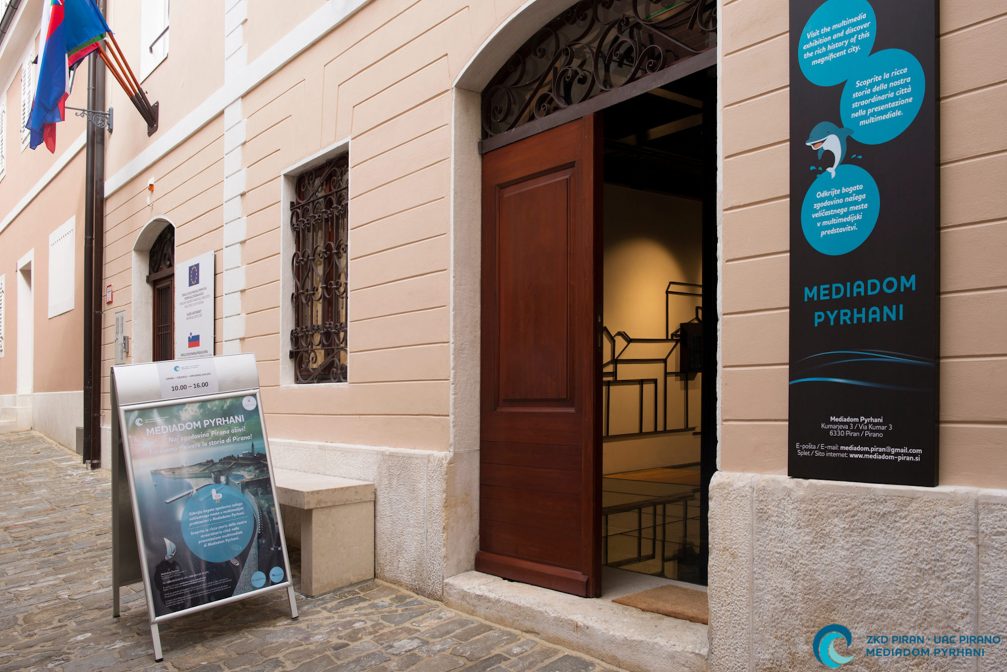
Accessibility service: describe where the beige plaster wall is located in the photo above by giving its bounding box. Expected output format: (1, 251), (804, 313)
(103, 0), (225, 177)
(245, 0), (327, 62)
(0, 52), (89, 210)
(719, 0), (1007, 488)
(194, 0), (533, 451)
(0, 151), (87, 395)
(100, 116), (225, 422)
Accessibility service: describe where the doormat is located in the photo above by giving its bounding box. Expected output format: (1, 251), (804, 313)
(612, 584), (709, 624)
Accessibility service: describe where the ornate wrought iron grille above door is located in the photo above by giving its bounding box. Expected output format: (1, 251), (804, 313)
(289, 154), (349, 384)
(482, 0), (716, 143)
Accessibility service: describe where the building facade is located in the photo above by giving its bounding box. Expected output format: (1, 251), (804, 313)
(1, 0), (1005, 669)
(0, 0), (89, 447)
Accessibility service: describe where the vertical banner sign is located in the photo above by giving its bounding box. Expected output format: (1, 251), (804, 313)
(175, 251), (215, 359)
(789, 0), (938, 486)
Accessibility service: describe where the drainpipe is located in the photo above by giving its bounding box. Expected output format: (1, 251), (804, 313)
(0, 1), (21, 43)
(82, 1), (107, 469)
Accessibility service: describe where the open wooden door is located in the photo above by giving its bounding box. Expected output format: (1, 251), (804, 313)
(478, 115), (602, 597)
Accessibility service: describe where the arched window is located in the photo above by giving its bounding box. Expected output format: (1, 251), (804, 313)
(146, 225), (174, 361)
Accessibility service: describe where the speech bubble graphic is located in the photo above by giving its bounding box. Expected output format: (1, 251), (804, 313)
(798, 0), (876, 87)
(801, 164), (880, 256)
(841, 48), (925, 144)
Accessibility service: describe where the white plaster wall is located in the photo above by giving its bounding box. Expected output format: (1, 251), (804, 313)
(708, 471), (1007, 671)
(100, 424), (111, 471)
(0, 392), (31, 431)
(31, 390), (83, 451)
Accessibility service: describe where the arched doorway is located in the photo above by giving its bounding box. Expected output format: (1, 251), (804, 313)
(473, 0), (717, 597)
(131, 218), (175, 363)
(147, 226), (175, 361)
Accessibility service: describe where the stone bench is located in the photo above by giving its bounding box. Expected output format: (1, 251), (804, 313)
(273, 468), (375, 597)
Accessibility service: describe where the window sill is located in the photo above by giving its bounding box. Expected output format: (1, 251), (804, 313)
(279, 380), (351, 390)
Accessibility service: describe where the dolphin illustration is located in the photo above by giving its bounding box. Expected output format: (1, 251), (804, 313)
(806, 122), (854, 178)
(163, 537), (176, 561)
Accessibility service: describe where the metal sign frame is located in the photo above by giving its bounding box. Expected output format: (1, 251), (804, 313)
(111, 354), (297, 661)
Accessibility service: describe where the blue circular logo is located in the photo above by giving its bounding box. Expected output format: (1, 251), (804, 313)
(251, 571), (266, 589)
(269, 566), (285, 583)
(181, 485), (255, 563)
(798, 0), (876, 87)
(841, 49), (926, 145)
(801, 164), (880, 256)
(814, 624), (854, 668)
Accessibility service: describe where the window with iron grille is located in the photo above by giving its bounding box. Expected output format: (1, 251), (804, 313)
(289, 153), (348, 384)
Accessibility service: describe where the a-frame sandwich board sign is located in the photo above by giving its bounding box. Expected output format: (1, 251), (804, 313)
(111, 354), (297, 661)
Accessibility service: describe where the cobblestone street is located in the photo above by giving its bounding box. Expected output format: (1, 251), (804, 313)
(0, 432), (623, 672)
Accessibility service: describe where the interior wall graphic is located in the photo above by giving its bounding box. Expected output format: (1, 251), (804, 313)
(788, 0), (939, 486)
(602, 185), (702, 474)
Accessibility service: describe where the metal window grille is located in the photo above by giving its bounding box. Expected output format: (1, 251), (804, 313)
(289, 154), (349, 384)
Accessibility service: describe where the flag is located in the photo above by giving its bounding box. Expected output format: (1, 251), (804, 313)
(65, 0), (111, 66)
(28, 0), (111, 153)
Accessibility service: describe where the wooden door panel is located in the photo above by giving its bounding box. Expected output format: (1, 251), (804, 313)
(481, 485), (581, 525)
(479, 116), (601, 597)
(496, 169), (573, 406)
(480, 440), (582, 468)
(479, 521), (581, 569)
(481, 463), (584, 495)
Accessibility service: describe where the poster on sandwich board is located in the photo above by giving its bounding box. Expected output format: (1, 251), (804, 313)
(112, 355), (296, 661)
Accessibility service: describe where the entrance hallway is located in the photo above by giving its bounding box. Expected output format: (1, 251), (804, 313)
(0, 432), (625, 672)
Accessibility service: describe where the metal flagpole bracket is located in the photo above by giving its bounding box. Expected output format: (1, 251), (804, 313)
(146, 101), (158, 136)
(66, 105), (113, 133)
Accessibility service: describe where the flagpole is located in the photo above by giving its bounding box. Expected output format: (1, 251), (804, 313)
(105, 33), (141, 95)
(96, 46), (134, 97)
(103, 34), (158, 133)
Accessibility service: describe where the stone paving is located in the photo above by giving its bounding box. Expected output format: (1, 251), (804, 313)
(0, 432), (624, 672)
